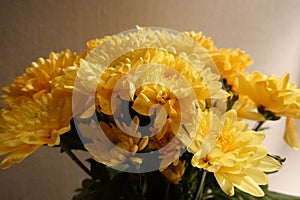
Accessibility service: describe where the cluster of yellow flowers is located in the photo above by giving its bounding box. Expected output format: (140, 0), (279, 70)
(0, 27), (299, 197)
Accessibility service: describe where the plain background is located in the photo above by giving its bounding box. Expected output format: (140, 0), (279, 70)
(0, 0), (300, 199)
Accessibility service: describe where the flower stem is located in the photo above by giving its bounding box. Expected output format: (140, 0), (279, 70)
(60, 142), (92, 178)
(254, 120), (265, 131)
(164, 181), (170, 200)
(195, 170), (207, 200)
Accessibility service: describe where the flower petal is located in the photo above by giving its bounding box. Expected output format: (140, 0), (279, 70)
(284, 117), (299, 149)
(229, 174), (265, 197)
(256, 156), (281, 173)
(214, 172), (234, 196)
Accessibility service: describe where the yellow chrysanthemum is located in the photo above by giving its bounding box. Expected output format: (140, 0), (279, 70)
(93, 48), (224, 116)
(83, 116), (148, 167)
(184, 33), (252, 88)
(2, 50), (80, 106)
(77, 27), (226, 115)
(235, 71), (300, 149)
(73, 28), (228, 172)
(0, 93), (72, 169)
(189, 110), (281, 197)
(210, 49), (253, 87)
(161, 159), (186, 184)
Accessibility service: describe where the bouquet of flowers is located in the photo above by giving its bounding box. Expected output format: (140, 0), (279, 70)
(1, 26), (300, 200)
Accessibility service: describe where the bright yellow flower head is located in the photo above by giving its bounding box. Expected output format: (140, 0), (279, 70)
(184, 32), (253, 88)
(76, 27), (226, 127)
(235, 71), (300, 149)
(93, 48), (224, 116)
(2, 50), (80, 106)
(210, 49), (253, 87)
(74, 27), (228, 171)
(0, 93), (72, 169)
(189, 110), (281, 197)
(236, 72), (300, 118)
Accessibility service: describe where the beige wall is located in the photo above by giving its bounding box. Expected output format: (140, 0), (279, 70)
(0, 0), (300, 199)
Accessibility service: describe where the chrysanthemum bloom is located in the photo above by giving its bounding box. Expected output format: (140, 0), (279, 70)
(93, 48), (224, 115)
(210, 48), (253, 87)
(83, 116), (148, 167)
(77, 27), (225, 114)
(161, 159), (186, 184)
(189, 110), (281, 197)
(74, 28), (227, 171)
(0, 93), (72, 169)
(235, 71), (300, 149)
(184, 32), (252, 88)
(76, 27), (226, 143)
(2, 49), (81, 106)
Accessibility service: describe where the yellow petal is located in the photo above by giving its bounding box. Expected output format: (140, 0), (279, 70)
(229, 174), (265, 197)
(284, 117), (299, 149)
(239, 112), (265, 122)
(0, 145), (41, 169)
(244, 168), (268, 185)
(214, 172), (234, 196)
(256, 156), (281, 173)
(132, 93), (154, 116)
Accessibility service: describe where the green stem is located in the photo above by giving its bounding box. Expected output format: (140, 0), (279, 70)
(164, 181), (170, 200)
(138, 173), (147, 200)
(60, 142), (92, 178)
(195, 170), (207, 200)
